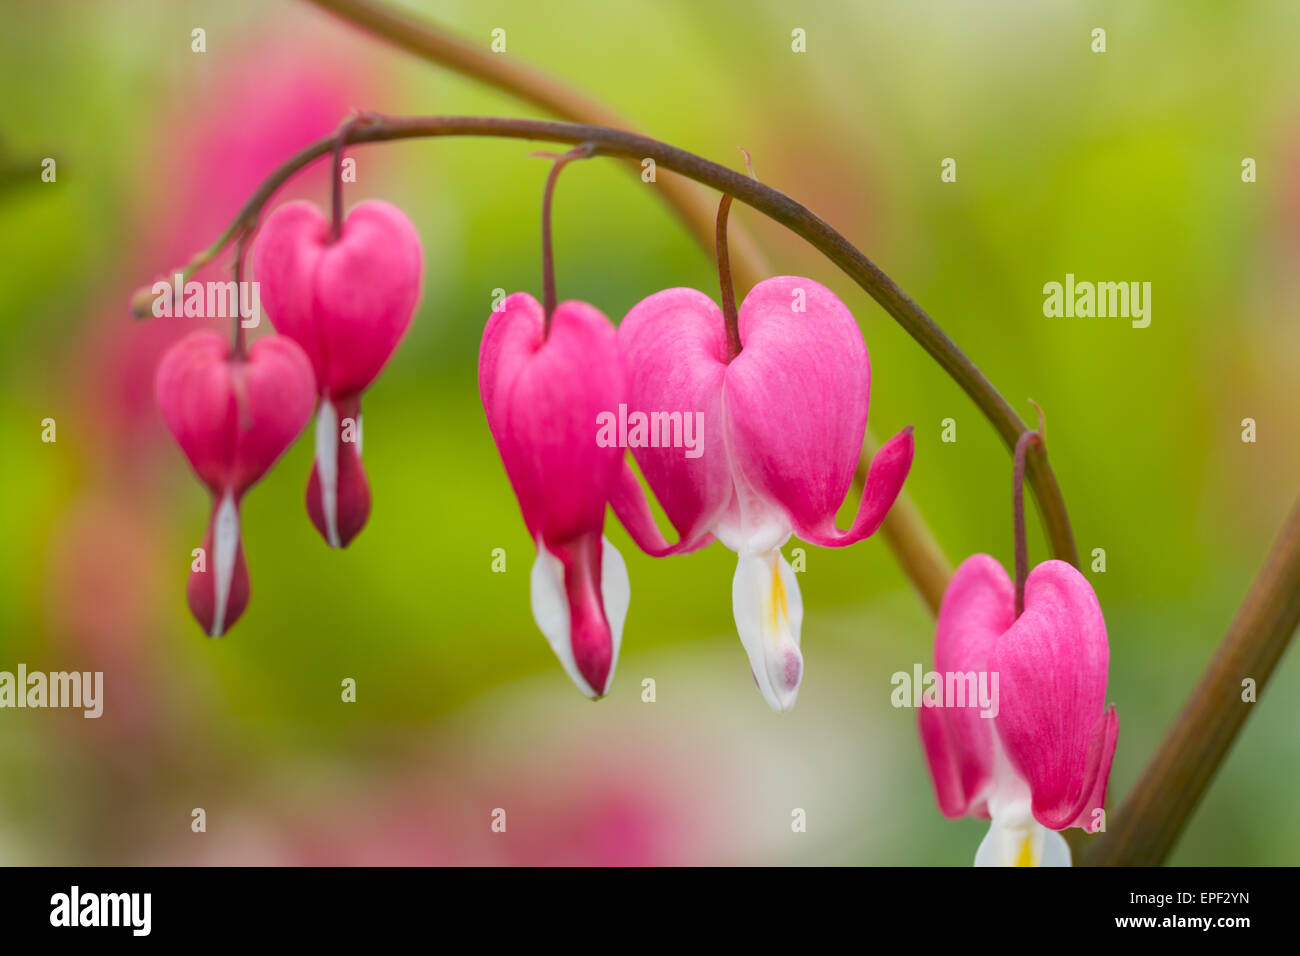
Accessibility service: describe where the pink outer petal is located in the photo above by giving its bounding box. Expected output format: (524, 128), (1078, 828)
(609, 461), (716, 557)
(251, 200), (327, 376)
(1072, 705), (1119, 831)
(796, 426), (913, 547)
(155, 331), (238, 492)
(154, 330), (316, 496)
(919, 554), (1014, 819)
(232, 336), (319, 492)
(724, 276), (880, 545)
(616, 288), (733, 548)
(253, 198), (422, 398)
(993, 559), (1117, 831)
(478, 293), (624, 544)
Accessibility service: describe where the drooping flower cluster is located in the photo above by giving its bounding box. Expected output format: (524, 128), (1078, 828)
(147, 138), (1122, 865)
(479, 273), (914, 710)
(155, 199), (422, 634)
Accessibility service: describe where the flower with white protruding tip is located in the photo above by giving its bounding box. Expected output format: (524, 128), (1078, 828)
(253, 198), (422, 548)
(611, 277), (914, 712)
(478, 292), (630, 698)
(155, 330), (316, 636)
(920, 554), (1119, 866)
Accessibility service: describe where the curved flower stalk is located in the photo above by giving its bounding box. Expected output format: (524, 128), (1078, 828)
(920, 425), (1118, 866)
(478, 293), (630, 698)
(155, 331), (316, 636)
(252, 198), (423, 547)
(132, 114), (1079, 605)
(613, 277), (914, 712)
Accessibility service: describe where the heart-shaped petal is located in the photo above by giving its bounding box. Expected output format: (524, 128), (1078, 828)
(253, 198), (422, 398)
(993, 560), (1117, 830)
(615, 287), (732, 550)
(157, 330), (314, 637)
(922, 556), (1118, 833)
(154, 330), (316, 496)
(919, 553), (1014, 819)
(726, 276), (911, 547)
(617, 277), (910, 556)
(479, 293), (625, 543)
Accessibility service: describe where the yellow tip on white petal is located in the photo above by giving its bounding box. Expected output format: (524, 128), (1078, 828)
(975, 817), (1072, 867)
(1014, 834), (1036, 867)
(768, 558), (788, 634)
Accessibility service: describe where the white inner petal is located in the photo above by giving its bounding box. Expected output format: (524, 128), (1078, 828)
(211, 491), (240, 637)
(712, 470), (792, 555)
(974, 813), (1071, 868)
(973, 755), (1072, 867)
(599, 536), (630, 695)
(712, 386), (793, 555)
(1039, 827), (1072, 867)
(528, 538), (631, 699)
(529, 543), (595, 698)
(314, 398), (341, 548)
(731, 548), (804, 713)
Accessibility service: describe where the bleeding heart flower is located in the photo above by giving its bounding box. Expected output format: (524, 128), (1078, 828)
(919, 554), (1119, 866)
(479, 292), (630, 699)
(155, 330), (316, 636)
(253, 198), (422, 547)
(612, 277), (913, 712)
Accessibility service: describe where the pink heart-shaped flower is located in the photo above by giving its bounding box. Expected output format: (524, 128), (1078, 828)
(612, 276), (913, 712)
(155, 330), (316, 635)
(479, 293), (630, 699)
(919, 554), (1119, 865)
(253, 198), (422, 397)
(252, 198), (423, 547)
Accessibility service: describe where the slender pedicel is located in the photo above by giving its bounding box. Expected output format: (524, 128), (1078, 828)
(534, 142), (596, 335)
(715, 194), (741, 361)
(1011, 401), (1046, 617)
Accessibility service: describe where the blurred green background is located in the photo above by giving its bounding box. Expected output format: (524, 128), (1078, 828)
(0, 0), (1297, 864)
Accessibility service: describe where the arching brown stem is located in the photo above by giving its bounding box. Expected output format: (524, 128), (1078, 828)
(129, 114), (1078, 576)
